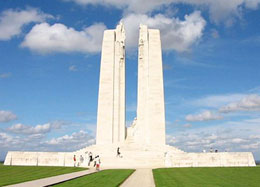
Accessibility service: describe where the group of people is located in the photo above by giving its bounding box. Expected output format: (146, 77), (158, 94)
(72, 147), (122, 171)
(202, 148), (219, 153)
(73, 152), (101, 171)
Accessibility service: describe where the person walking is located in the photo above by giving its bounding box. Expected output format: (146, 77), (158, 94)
(117, 147), (121, 157)
(88, 152), (93, 166)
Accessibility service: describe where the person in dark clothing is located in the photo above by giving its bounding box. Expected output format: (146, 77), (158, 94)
(117, 147), (121, 157)
(88, 152), (93, 166)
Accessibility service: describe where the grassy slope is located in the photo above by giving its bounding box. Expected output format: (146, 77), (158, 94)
(55, 169), (135, 187)
(0, 164), (86, 186)
(153, 167), (260, 187)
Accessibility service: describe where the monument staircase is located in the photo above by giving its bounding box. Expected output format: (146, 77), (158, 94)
(74, 143), (185, 168)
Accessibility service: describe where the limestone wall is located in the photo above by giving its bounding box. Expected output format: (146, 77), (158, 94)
(5, 149), (255, 168)
(170, 152), (256, 167)
(4, 151), (74, 167)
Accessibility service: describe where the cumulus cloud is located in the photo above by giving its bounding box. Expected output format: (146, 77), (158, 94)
(231, 138), (248, 144)
(7, 123), (51, 134)
(6, 121), (66, 135)
(191, 94), (246, 108)
(0, 132), (13, 146)
(220, 94), (260, 113)
(166, 135), (177, 144)
(64, 0), (260, 24)
(45, 130), (95, 151)
(244, 0), (260, 9)
(122, 11), (206, 52)
(186, 110), (223, 122)
(167, 117), (260, 156)
(21, 22), (107, 54)
(0, 129), (95, 160)
(0, 110), (17, 123)
(240, 142), (260, 149)
(0, 8), (52, 40)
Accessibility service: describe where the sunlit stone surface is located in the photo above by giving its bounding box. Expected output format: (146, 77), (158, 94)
(4, 23), (256, 168)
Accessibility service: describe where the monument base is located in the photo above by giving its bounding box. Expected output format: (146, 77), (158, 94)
(4, 143), (256, 168)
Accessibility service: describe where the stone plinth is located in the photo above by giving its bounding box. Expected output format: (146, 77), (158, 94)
(4, 145), (256, 168)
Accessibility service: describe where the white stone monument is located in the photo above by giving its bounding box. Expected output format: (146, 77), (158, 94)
(4, 23), (256, 168)
(96, 22), (126, 145)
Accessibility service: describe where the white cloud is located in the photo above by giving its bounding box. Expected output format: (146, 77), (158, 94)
(64, 0), (260, 24)
(0, 8), (52, 40)
(240, 142), (260, 149)
(166, 135), (177, 144)
(69, 65), (78, 72)
(49, 120), (68, 129)
(7, 123), (51, 134)
(122, 11), (206, 52)
(6, 121), (66, 135)
(220, 94), (260, 113)
(0, 132), (13, 145)
(186, 110), (223, 121)
(0, 110), (17, 123)
(21, 22), (106, 54)
(167, 117), (260, 157)
(0, 129), (95, 160)
(244, 0), (260, 9)
(191, 94), (246, 108)
(231, 138), (248, 143)
(45, 130), (95, 151)
(250, 135), (260, 139)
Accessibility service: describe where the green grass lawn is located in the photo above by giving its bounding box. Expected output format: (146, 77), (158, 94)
(153, 167), (260, 187)
(54, 169), (134, 187)
(0, 164), (86, 186)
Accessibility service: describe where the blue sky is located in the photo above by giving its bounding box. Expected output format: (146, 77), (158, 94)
(0, 0), (260, 161)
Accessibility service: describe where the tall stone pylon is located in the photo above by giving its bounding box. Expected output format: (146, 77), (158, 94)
(135, 24), (166, 145)
(96, 22), (126, 145)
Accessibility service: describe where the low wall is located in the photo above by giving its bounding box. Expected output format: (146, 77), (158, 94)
(4, 151), (256, 168)
(4, 151), (75, 167)
(170, 152), (256, 167)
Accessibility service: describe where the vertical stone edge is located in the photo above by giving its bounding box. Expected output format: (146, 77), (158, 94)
(96, 30), (115, 145)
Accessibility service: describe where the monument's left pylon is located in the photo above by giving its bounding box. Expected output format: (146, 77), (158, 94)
(96, 22), (126, 145)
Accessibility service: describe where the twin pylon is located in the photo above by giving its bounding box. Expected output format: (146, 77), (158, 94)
(96, 23), (166, 146)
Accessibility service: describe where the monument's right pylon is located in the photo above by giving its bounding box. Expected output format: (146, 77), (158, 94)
(135, 25), (166, 145)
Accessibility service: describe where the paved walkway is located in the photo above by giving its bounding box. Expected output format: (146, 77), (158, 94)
(6, 169), (97, 187)
(120, 169), (155, 187)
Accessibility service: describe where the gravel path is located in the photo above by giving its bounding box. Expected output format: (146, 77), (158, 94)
(120, 169), (155, 187)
